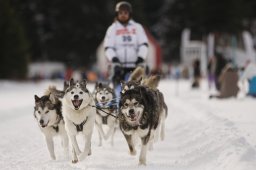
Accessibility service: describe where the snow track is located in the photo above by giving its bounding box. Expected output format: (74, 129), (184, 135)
(0, 80), (255, 170)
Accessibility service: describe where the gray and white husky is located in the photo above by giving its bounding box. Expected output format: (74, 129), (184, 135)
(122, 69), (167, 142)
(93, 82), (118, 146)
(34, 88), (68, 160)
(118, 85), (167, 165)
(57, 79), (96, 163)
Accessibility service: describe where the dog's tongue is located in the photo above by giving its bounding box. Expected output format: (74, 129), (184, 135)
(73, 100), (80, 106)
(72, 99), (82, 108)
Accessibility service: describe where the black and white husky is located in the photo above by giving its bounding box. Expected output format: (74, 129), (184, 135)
(118, 85), (167, 165)
(93, 82), (118, 146)
(34, 87), (68, 160)
(59, 79), (96, 163)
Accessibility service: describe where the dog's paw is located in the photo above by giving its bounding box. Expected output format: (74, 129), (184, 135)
(88, 149), (92, 156)
(130, 150), (137, 156)
(50, 155), (56, 160)
(72, 159), (78, 164)
(139, 159), (147, 166)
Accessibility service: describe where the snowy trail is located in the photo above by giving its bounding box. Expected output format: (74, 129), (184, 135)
(0, 80), (256, 170)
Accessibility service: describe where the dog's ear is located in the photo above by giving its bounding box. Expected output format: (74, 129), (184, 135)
(34, 95), (40, 102)
(137, 77), (143, 84)
(63, 80), (69, 91)
(70, 78), (76, 86)
(95, 81), (99, 88)
(81, 79), (87, 86)
(98, 82), (103, 88)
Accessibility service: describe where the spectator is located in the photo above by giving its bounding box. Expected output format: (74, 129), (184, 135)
(210, 64), (239, 99)
(239, 61), (256, 97)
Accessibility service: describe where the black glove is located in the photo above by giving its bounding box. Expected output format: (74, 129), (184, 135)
(135, 57), (144, 65)
(112, 57), (120, 63)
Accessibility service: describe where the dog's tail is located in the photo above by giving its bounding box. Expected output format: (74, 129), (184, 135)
(44, 86), (57, 96)
(142, 75), (161, 89)
(44, 86), (65, 103)
(128, 66), (145, 82)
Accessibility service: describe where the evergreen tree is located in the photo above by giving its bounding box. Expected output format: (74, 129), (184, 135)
(0, 0), (30, 79)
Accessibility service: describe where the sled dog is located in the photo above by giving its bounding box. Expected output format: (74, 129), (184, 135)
(93, 82), (118, 146)
(34, 87), (68, 160)
(59, 79), (96, 163)
(118, 85), (167, 165)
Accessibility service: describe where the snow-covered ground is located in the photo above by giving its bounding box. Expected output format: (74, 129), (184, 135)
(0, 79), (256, 170)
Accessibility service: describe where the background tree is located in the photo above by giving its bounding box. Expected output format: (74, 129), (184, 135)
(0, 0), (30, 79)
(3, 0), (256, 80)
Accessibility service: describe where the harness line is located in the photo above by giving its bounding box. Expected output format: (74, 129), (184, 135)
(90, 104), (118, 119)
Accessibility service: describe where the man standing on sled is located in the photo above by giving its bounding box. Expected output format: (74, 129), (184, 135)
(103, 1), (148, 94)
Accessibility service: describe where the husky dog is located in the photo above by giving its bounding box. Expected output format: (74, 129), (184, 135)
(93, 82), (118, 146)
(118, 85), (167, 165)
(121, 79), (168, 141)
(60, 79), (96, 163)
(34, 88), (68, 160)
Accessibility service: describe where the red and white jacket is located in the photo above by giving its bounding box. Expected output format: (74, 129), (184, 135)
(104, 20), (148, 68)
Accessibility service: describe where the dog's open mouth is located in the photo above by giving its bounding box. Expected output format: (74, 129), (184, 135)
(72, 99), (83, 110)
(129, 114), (138, 122)
(41, 121), (49, 128)
(100, 99), (109, 105)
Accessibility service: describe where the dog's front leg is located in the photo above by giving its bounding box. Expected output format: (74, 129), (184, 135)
(160, 112), (166, 141)
(78, 133), (92, 161)
(71, 147), (78, 163)
(105, 119), (116, 140)
(139, 142), (148, 165)
(69, 135), (81, 156)
(61, 134), (69, 159)
(139, 134), (151, 165)
(110, 126), (117, 146)
(96, 123), (105, 145)
(45, 136), (56, 160)
(123, 134), (136, 155)
(139, 137), (150, 165)
(105, 123), (116, 145)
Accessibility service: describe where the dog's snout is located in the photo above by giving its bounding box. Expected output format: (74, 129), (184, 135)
(74, 95), (79, 99)
(39, 119), (44, 125)
(101, 96), (105, 100)
(129, 109), (135, 115)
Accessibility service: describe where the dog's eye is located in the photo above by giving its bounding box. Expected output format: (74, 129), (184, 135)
(134, 102), (138, 106)
(45, 110), (49, 114)
(124, 103), (129, 107)
(71, 91), (74, 94)
(79, 91), (83, 94)
(38, 111), (41, 114)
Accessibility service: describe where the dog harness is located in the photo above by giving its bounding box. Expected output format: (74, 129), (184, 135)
(52, 126), (59, 133)
(73, 117), (88, 132)
(51, 115), (62, 133)
(96, 103), (117, 124)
